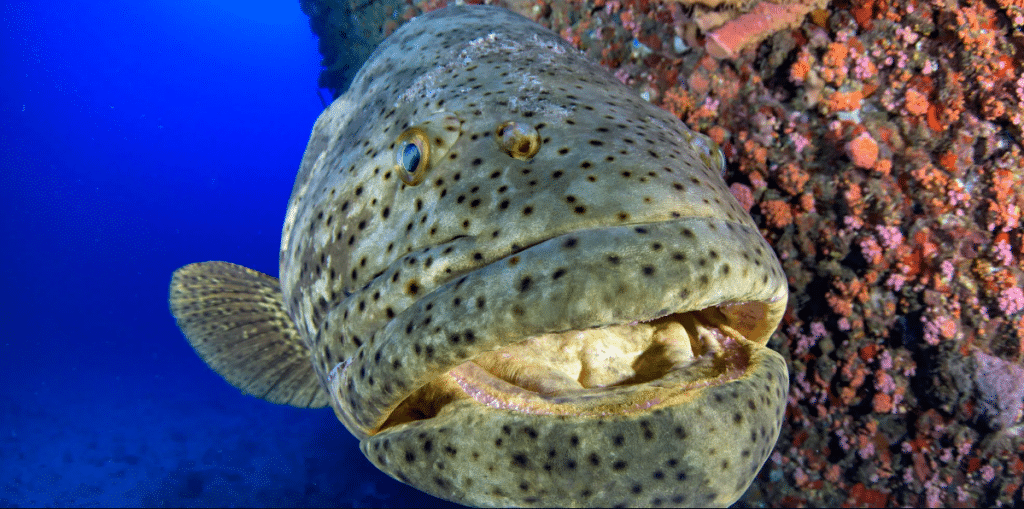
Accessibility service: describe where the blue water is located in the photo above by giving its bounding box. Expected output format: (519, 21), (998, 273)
(1, 1), (451, 506)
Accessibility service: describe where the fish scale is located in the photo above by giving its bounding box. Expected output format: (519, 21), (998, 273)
(169, 4), (789, 507)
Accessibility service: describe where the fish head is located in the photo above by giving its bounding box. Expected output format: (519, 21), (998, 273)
(279, 5), (788, 507)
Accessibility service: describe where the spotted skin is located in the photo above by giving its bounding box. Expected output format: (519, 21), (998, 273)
(170, 5), (788, 507)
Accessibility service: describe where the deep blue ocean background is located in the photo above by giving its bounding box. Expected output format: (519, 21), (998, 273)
(1, 1), (451, 506)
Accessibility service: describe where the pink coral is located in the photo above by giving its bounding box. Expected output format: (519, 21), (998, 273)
(859, 237), (883, 265)
(810, 321), (826, 338)
(729, 183), (755, 212)
(876, 225), (904, 250)
(886, 273), (906, 291)
(875, 372), (897, 394)
(923, 314), (957, 345)
(993, 238), (1014, 266)
(998, 287), (1024, 315)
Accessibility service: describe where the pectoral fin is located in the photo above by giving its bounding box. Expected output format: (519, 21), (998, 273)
(169, 261), (328, 408)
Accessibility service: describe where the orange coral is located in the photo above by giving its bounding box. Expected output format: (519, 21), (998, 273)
(820, 42), (850, 85)
(987, 168), (1022, 231)
(706, 125), (728, 146)
(910, 163), (948, 193)
(661, 86), (694, 117)
(827, 292), (854, 316)
(827, 90), (864, 112)
(926, 103), (943, 131)
(790, 49), (812, 83)
(955, 0), (1000, 60)
(742, 139), (769, 173)
(823, 42), (849, 67)
(847, 132), (879, 169)
(904, 88), (929, 115)
(843, 182), (865, 216)
(799, 192), (815, 213)
(761, 199), (794, 228)
(778, 162), (810, 195)
(873, 393), (893, 413)
(872, 158), (892, 176)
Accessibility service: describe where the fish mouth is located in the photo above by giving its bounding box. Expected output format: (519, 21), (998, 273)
(328, 217), (787, 437)
(380, 307), (760, 429)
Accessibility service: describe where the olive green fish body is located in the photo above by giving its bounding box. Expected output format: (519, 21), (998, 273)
(170, 5), (788, 507)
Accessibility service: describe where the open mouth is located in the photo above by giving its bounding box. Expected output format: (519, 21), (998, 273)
(376, 305), (761, 432)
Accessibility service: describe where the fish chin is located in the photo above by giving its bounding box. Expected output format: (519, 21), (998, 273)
(378, 309), (758, 430)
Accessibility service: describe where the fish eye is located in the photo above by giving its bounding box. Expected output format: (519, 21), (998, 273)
(496, 121), (540, 160)
(401, 142), (421, 174)
(395, 128), (431, 185)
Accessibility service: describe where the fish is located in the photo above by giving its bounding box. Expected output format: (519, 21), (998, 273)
(168, 4), (789, 507)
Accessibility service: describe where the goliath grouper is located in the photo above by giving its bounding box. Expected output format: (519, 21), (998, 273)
(169, 5), (789, 507)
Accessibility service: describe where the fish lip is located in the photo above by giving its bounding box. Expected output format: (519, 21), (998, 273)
(372, 314), (765, 434)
